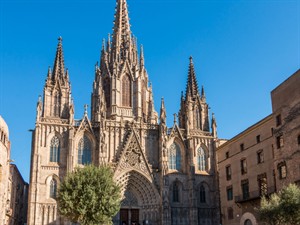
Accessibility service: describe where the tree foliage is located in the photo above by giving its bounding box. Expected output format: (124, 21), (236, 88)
(257, 183), (300, 225)
(58, 165), (121, 225)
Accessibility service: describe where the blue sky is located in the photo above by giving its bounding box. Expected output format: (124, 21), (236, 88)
(0, 0), (299, 182)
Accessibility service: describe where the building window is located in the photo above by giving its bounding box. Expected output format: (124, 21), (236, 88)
(257, 150), (264, 164)
(103, 77), (111, 107)
(122, 75), (131, 107)
(278, 162), (287, 179)
(78, 136), (92, 165)
(227, 186), (233, 201)
(225, 151), (229, 159)
(169, 143), (181, 170)
(227, 207), (233, 220)
(256, 135), (261, 143)
(50, 179), (57, 199)
(50, 136), (60, 163)
(173, 182), (179, 203)
(241, 179), (249, 200)
(241, 159), (247, 175)
(197, 147), (206, 171)
(53, 92), (61, 117)
(276, 135), (284, 149)
(258, 173), (267, 196)
(226, 165), (231, 180)
(200, 185), (206, 203)
(276, 114), (282, 127)
(240, 143), (244, 151)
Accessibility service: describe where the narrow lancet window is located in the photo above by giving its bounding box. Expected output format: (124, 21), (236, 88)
(169, 143), (181, 170)
(197, 147), (206, 171)
(78, 136), (92, 165)
(200, 185), (206, 203)
(122, 75), (131, 107)
(50, 179), (57, 199)
(50, 136), (60, 163)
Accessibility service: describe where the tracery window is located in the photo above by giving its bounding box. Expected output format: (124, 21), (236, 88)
(50, 136), (60, 163)
(173, 182), (179, 202)
(78, 136), (92, 165)
(122, 75), (131, 107)
(169, 143), (181, 170)
(50, 179), (57, 199)
(197, 147), (206, 171)
(200, 185), (206, 203)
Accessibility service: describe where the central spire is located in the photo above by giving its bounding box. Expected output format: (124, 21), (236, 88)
(185, 56), (200, 99)
(112, 0), (132, 61)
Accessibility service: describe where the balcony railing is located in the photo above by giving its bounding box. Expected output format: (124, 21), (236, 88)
(235, 186), (275, 203)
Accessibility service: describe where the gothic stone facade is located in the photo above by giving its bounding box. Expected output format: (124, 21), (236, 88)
(27, 0), (220, 224)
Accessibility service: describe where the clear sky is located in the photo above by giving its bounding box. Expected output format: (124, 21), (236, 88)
(0, 0), (299, 182)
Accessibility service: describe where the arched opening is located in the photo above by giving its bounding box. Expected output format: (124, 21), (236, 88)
(78, 136), (92, 165)
(244, 219), (253, 225)
(50, 136), (60, 163)
(169, 143), (181, 170)
(50, 179), (57, 199)
(173, 182), (180, 203)
(53, 92), (61, 117)
(122, 75), (131, 107)
(103, 77), (111, 107)
(200, 185), (206, 203)
(115, 171), (160, 225)
(197, 147), (206, 171)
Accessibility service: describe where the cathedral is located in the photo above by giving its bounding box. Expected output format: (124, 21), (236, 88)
(27, 0), (220, 224)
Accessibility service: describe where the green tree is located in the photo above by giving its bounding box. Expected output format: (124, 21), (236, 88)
(257, 183), (300, 225)
(58, 165), (121, 225)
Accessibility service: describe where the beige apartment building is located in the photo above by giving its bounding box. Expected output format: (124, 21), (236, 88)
(217, 69), (300, 225)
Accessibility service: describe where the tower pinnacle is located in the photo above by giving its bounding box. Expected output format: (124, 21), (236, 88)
(185, 56), (199, 99)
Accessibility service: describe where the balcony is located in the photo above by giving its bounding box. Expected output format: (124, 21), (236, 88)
(235, 186), (275, 203)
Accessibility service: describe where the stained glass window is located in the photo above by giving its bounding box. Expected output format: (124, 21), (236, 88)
(197, 147), (206, 171)
(50, 179), (57, 199)
(50, 136), (60, 163)
(78, 136), (92, 165)
(169, 143), (181, 170)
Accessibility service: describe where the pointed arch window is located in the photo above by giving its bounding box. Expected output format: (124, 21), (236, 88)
(103, 78), (111, 107)
(200, 185), (206, 203)
(50, 179), (57, 199)
(173, 182), (180, 203)
(78, 136), (92, 165)
(197, 147), (206, 171)
(169, 143), (181, 170)
(50, 136), (60, 163)
(53, 92), (61, 117)
(122, 75), (131, 107)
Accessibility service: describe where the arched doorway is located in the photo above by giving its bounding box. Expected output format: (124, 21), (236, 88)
(114, 170), (160, 225)
(244, 219), (253, 225)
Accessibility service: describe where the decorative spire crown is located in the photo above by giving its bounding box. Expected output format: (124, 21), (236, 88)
(185, 56), (200, 99)
(52, 36), (65, 81)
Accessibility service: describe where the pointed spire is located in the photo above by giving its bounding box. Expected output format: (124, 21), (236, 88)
(160, 97), (166, 124)
(140, 44), (144, 68)
(112, 0), (132, 61)
(211, 113), (217, 137)
(185, 56), (200, 99)
(52, 36), (65, 83)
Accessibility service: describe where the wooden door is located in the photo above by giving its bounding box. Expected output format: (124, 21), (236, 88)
(131, 209), (139, 224)
(120, 209), (129, 225)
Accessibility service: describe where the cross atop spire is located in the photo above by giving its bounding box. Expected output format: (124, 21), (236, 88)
(185, 56), (200, 99)
(112, 0), (132, 60)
